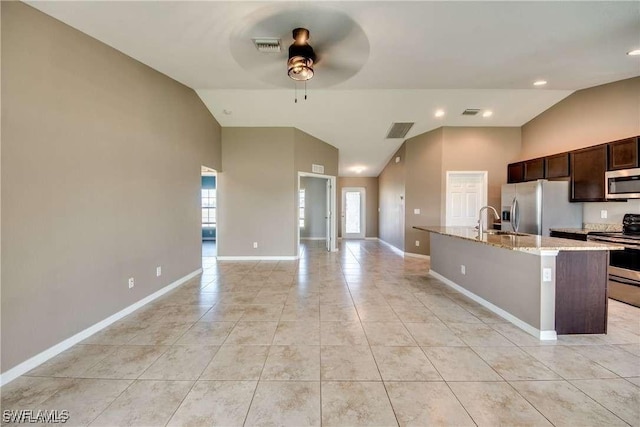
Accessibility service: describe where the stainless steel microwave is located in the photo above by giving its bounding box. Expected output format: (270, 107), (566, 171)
(606, 168), (640, 199)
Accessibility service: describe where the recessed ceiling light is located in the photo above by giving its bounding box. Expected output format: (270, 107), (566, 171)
(627, 49), (640, 56)
(482, 110), (493, 118)
(533, 80), (547, 86)
(352, 166), (366, 174)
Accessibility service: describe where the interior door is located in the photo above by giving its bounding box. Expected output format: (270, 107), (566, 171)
(446, 173), (485, 226)
(342, 187), (366, 239)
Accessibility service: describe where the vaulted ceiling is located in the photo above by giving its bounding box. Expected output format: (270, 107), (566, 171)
(27, 1), (640, 176)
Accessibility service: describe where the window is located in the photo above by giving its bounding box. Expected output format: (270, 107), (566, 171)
(299, 189), (305, 228)
(202, 189), (216, 228)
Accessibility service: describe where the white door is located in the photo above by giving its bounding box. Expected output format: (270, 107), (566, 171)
(342, 187), (366, 239)
(445, 172), (487, 227)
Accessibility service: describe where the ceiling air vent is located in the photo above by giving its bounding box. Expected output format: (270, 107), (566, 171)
(462, 109), (481, 116)
(386, 122), (414, 139)
(252, 38), (281, 53)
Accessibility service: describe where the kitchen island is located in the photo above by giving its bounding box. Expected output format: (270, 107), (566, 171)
(414, 226), (622, 340)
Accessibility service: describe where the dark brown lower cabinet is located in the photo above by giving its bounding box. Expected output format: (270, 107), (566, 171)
(570, 145), (607, 202)
(555, 251), (608, 334)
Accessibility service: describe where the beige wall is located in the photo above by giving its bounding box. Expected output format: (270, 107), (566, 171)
(378, 144), (406, 251)
(521, 77), (640, 159)
(1, 2), (221, 372)
(405, 128), (444, 255)
(218, 127), (296, 257)
(294, 129), (339, 177)
(337, 177), (379, 238)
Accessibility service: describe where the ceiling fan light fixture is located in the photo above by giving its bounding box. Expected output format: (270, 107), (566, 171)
(288, 28), (316, 82)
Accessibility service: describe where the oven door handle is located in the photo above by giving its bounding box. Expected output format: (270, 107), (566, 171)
(609, 275), (640, 287)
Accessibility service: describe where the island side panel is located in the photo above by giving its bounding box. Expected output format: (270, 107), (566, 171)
(429, 233), (544, 331)
(555, 251), (609, 334)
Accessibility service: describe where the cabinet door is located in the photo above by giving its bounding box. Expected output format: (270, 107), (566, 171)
(570, 145), (607, 202)
(545, 153), (570, 178)
(507, 162), (524, 183)
(608, 137), (638, 171)
(524, 158), (545, 181)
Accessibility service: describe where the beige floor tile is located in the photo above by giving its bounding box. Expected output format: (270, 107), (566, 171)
(272, 321), (320, 345)
(139, 345), (218, 380)
(225, 321), (278, 345)
(252, 290), (289, 304)
(432, 305), (483, 324)
(404, 321), (466, 347)
(39, 378), (131, 426)
(82, 345), (168, 379)
(217, 292), (260, 305)
(626, 377), (640, 387)
(89, 380), (193, 426)
(245, 381), (321, 426)
(489, 322), (549, 346)
(239, 304), (284, 321)
(362, 322), (417, 346)
(386, 381), (474, 426)
(1, 377), (75, 409)
(141, 305), (211, 324)
(392, 305), (438, 323)
(280, 305), (320, 321)
(27, 345), (116, 377)
(321, 381), (397, 426)
(371, 346), (441, 381)
(321, 345), (381, 381)
(320, 321), (368, 346)
(320, 304), (359, 322)
(473, 346), (562, 380)
(167, 380), (257, 427)
(127, 321), (193, 345)
(571, 344), (640, 377)
(261, 346), (320, 380)
(82, 321), (146, 345)
(422, 347), (502, 381)
(172, 322), (234, 346)
(511, 380), (628, 426)
(616, 343), (640, 357)
(521, 346), (619, 379)
(571, 378), (640, 426)
(449, 381), (552, 426)
(356, 304), (400, 322)
(320, 291), (354, 305)
(199, 304), (246, 321)
(446, 323), (515, 347)
(200, 345), (269, 380)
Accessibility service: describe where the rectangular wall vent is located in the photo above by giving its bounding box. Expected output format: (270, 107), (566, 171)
(386, 122), (414, 139)
(462, 109), (481, 116)
(252, 38), (281, 53)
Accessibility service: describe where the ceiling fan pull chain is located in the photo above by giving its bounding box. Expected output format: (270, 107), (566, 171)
(305, 81), (307, 100)
(294, 82), (298, 103)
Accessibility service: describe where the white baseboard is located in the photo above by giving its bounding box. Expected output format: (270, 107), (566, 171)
(300, 237), (326, 241)
(429, 270), (557, 341)
(216, 256), (299, 261)
(404, 252), (430, 260)
(377, 238), (406, 258)
(0, 268), (203, 387)
(365, 237), (379, 240)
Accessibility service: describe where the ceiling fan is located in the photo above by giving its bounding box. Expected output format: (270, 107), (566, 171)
(229, 5), (370, 90)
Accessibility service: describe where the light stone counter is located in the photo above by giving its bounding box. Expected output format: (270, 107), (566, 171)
(414, 226), (622, 255)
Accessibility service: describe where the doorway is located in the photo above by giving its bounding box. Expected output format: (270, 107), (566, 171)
(297, 172), (337, 253)
(201, 166), (217, 257)
(445, 171), (488, 227)
(341, 187), (366, 239)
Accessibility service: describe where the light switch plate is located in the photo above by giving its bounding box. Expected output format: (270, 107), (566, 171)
(414, 208), (421, 215)
(460, 265), (466, 275)
(415, 240), (420, 247)
(600, 210), (608, 219)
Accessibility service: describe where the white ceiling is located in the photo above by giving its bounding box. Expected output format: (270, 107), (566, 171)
(26, 1), (640, 176)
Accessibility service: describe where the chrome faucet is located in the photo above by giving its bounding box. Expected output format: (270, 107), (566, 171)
(478, 206), (500, 238)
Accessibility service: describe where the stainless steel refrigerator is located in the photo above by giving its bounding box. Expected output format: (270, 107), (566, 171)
(501, 180), (582, 236)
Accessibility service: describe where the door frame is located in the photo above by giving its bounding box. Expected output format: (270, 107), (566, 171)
(297, 172), (338, 253)
(445, 171), (488, 226)
(341, 186), (367, 239)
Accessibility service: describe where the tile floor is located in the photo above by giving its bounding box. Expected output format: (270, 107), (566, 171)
(2, 240), (639, 426)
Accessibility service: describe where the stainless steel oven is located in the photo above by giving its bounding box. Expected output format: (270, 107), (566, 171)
(605, 168), (640, 200)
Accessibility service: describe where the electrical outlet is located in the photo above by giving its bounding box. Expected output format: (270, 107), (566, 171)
(415, 240), (420, 247)
(461, 265), (466, 275)
(253, 242), (258, 249)
(395, 156), (400, 163)
(543, 268), (552, 282)
(128, 277), (135, 289)
(156, 266), (162, 277)
(414, 208), (421, 215)
(600, 210), (608, 219)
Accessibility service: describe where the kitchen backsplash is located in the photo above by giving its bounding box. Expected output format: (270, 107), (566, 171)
(583, 199), (640, 225)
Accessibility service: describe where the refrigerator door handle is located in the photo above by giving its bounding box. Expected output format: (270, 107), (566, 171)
(510, 197), (517, 232)
(514, 199), (520, 232)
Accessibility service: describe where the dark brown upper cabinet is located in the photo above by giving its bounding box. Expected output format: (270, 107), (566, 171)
(507, 162), (524, 183)
(523, 158), (545, 181)
(570, 144), (608, 202)
(608, 137), (639, 171)
(545, 153), (570, 179)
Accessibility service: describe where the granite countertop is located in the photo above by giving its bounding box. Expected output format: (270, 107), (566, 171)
(549, 224), (623, 235)
(414, 226), (624, 253)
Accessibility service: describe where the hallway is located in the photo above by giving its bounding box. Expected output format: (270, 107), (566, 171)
(2, 240), (638, 426)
